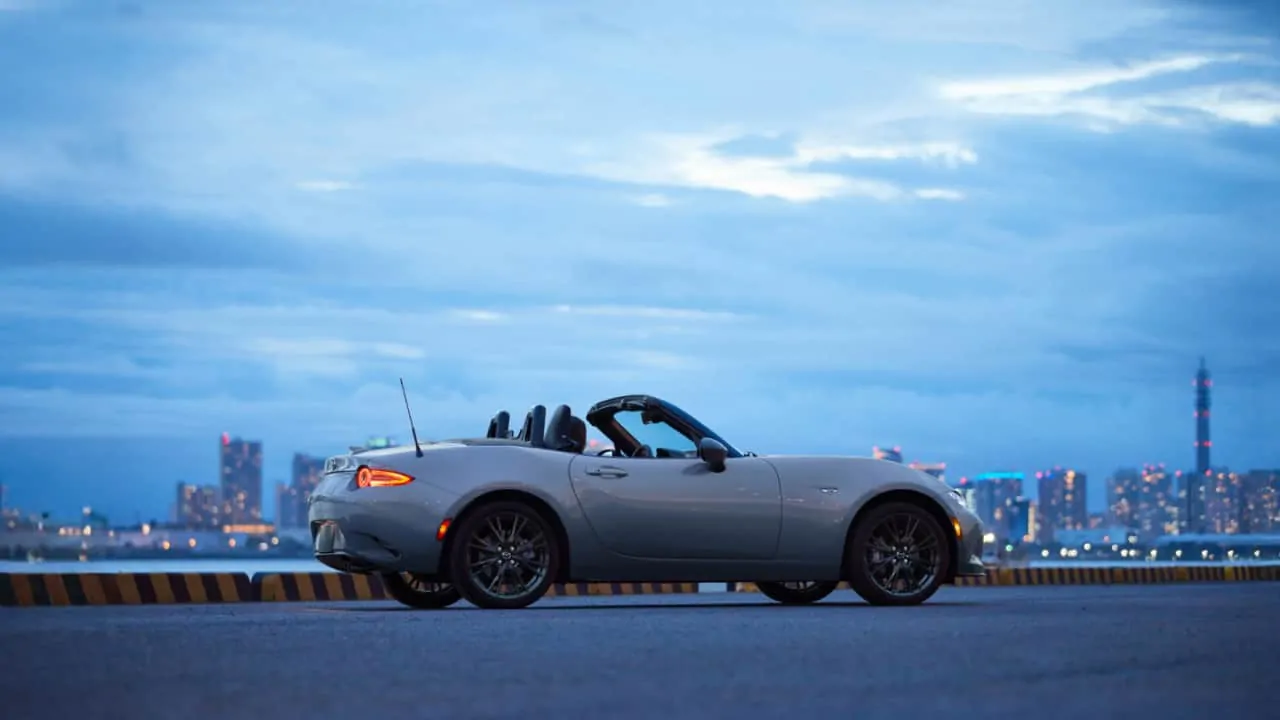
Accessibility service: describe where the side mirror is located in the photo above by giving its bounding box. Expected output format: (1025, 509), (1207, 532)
(698, 437), (728, 473)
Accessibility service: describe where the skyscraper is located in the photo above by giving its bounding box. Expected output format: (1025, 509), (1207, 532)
(1181, 358), (1214, 534)
(219, 433), (263, 525)
(1036, 468), (1088, 543)
(1194, 357), (1211, 475)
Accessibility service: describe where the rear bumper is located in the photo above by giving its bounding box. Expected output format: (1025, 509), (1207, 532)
(307, 477), (452, 576)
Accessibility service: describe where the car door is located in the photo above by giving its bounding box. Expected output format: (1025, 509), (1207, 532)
(568, 453), (783, 560)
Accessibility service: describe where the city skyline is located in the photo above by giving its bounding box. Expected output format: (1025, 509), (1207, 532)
(4, 358), (1273, 527)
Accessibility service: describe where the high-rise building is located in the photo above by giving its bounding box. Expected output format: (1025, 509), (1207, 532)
(1194, 357), (1211, 475)
(1107, 468), (1142, 527)
(1005, 497), (1032, 545)
(1139, 464), (1179, 537)
(1036, 468), (1088, 543)
(1204, 470), (1243, 534)
(219, 433), (263, 525)
(1240, 470), (1280, 534)
(968, 472), (1023, 542)
(176, 482), (221, 529)
(1107, 465), (1178, 538)
(873, 446), (903, 463)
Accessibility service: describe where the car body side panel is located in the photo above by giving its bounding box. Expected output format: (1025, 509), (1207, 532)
(763, 455), (981, 575)
(308, 443), (609, 576)
(566, 455), (783, 561)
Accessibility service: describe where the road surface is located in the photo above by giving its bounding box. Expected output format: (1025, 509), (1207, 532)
(1, 584), (1275, 719)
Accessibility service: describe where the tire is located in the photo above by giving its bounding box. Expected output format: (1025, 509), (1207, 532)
(447, 500), (560, 610)
(755, 581), (838, 605)
(845, 501), (952, 606)
(380, 572), (462, 609)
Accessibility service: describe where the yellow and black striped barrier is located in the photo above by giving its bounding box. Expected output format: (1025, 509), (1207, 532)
(547, 582), (698, 597)
(253, 572), (390, 602)
(953, 564), (1280, 585)
(252, 573), (700, 602)
(732, 564), (1280, 592)
(0, 572), (254, 607)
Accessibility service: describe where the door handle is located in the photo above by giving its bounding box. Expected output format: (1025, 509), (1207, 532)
(584, 466), (628, 478)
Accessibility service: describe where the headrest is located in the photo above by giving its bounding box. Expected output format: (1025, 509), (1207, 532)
(567, 416), (587, 452)
(543, 405), (578, 451)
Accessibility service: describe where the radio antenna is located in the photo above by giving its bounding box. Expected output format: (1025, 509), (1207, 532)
(399, 378), (424, 457)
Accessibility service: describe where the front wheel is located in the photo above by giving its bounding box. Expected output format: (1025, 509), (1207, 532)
(755, 581), (839, 605)
(380, 572), (461, 609)
(845, 501), (951, 606)
(447, 500), (560, 610)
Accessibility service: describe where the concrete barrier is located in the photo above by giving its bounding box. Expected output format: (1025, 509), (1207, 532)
(0, 572), (254, 606)
(251, 572), (699, 601)
(6, 565), (1274, 606)
(732, 564), (1280, 592)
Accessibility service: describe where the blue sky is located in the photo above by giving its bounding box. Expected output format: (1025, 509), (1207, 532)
(1, 0), (1277, 523)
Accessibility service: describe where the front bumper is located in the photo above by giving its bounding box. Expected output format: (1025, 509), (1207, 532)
(950, 503), (987, 577)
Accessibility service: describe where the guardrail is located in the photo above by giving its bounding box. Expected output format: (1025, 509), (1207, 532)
(1, 566), (1275, 606)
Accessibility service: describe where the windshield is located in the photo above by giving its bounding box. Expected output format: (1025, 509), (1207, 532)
(614, 410), (698, 458)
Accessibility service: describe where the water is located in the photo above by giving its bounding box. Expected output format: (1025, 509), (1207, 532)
(0, 558), (337, 574)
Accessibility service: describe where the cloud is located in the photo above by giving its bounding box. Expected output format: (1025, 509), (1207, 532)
(940, 53), (1280, 129)
(571, 132), (978, 203)
(0, 195), (296, 269)
(0, 0), (1277, 522)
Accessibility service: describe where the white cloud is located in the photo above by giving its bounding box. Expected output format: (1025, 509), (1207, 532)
(792, 141), (978, 167)
(941, 54), (1280, 129)
(940, 56), (1230, 100)
(578, 132), (975, 203)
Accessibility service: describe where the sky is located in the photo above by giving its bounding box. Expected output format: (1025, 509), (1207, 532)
(1, 0), (1277, 524)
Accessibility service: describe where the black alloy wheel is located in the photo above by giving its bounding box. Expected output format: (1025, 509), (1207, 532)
(447, 500), (560, 610)
(755, 580), (839, 605)
(380, 572), (462, 609)
(846, 502), (952, 606)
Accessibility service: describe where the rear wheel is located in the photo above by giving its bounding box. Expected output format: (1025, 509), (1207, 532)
(846, 502), (951, 606)
(380, 572), (461, 609)
(755, 581), (838, 605)
(447, 500), (560, 610)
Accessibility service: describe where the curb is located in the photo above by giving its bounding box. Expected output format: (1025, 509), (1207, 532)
(732, 564), (1280, 592)
(0, 572), (254, 606)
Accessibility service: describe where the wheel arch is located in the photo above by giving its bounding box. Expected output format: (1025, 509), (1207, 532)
(438, 489), (573, 584)
(840, 489), (961, 583)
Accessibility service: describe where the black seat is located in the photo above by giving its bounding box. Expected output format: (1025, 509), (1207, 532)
(544, 405), (587, 453)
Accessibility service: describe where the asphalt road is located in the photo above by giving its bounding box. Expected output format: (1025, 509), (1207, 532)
(2, 584), (1276, 720)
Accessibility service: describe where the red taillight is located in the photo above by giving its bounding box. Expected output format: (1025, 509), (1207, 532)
(355, 466), (414, 488)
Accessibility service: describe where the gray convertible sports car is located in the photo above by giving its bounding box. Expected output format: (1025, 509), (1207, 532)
(308, 393), (986, 610)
